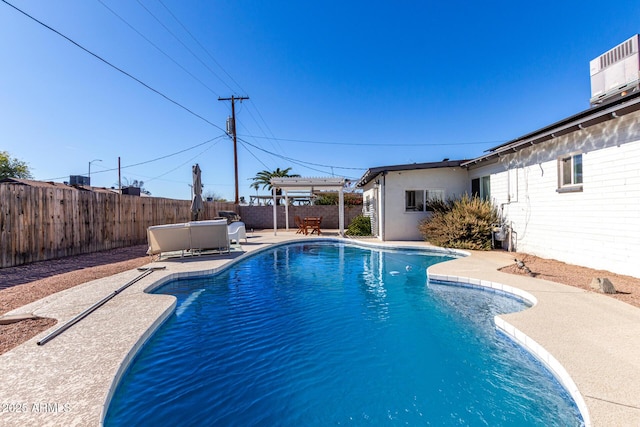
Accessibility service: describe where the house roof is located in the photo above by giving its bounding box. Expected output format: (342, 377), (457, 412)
(0, 178), (69, 188)
(356, 160), (468, 187)
(355, 90), (640, 179)
(462, 89), (640, 167)
(0, 178), (118, 194)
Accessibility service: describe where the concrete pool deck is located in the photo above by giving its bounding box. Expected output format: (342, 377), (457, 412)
(0, 231), (638, 426)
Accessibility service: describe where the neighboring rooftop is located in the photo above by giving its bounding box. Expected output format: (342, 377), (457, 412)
(357, 159), (468, 187)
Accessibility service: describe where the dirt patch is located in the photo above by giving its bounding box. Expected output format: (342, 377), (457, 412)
(0, 318), (58, 351)
(0, 245), (150, 355)
(499, 253), (640, 308)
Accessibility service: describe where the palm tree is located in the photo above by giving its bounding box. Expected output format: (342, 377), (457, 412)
(250, 167), (300, 204)
(250, 167), (300, 191)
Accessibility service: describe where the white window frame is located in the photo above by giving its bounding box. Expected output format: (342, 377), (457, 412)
(405, 190), (424, 212)
(405, 189), (445, 212)
(557, 153), (583, 193)
(472, 176), (491, 200)
(425, 189), (445, 211)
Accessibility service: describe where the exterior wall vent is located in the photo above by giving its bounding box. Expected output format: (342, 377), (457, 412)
(590, 34), (640, 106)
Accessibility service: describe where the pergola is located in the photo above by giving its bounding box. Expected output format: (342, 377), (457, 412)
(269, 177), (347, 236)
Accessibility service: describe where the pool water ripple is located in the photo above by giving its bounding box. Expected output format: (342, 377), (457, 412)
(106, 242), (583, 426)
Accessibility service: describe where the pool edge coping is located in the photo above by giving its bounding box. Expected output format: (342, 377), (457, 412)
(427, 273), (591, 427)
(2, 236), (619, 426)
(103, 241), (588, 426)
(100, 238), (466, 424)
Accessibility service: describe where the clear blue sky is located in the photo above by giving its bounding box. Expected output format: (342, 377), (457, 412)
(2, 0), (639, 201)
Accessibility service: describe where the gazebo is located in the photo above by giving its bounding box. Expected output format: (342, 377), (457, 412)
(269, 177), (347, 236)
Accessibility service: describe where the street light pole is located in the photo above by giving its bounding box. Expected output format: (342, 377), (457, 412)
(88, 159), (102, 186)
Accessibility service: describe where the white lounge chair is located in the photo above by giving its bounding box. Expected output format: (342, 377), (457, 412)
(147, 222), (190, 256)
(190, 219), (230, 254)
(146, 219), (230, 258)
(228, 221), (247, 244)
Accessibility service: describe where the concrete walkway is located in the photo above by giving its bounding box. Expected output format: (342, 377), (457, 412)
(428, 251), (640, 427)
(0, 231), (638, 426)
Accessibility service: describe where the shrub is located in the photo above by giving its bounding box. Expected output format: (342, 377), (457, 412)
(418, 195), (499, 250)
(425, 197), (455, 214)
(346, 215), (372, 236)
(314, 192), (362, 206)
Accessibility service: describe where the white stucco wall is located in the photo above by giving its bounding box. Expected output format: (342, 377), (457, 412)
(362, 185), (380, 237)
(380, 167), (469, 241)
(471, 110), (640, 278)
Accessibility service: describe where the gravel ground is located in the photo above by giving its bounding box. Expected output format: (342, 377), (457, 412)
(1, 247), (639, 355)
(500, 253), (640, 308)
(0, 245), (150, 355)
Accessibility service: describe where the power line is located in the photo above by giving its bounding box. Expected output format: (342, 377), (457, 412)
(237, 139), (336, 177)
(153, 0), (287, 158)
(96, 0), (220, 98)
(219, 95), (249, 204)
(145, 139), (220, 183)
(238, 133), (507, 147)
(135, 0), (236, 94)
(236, 104), (286, 156)
(236, 139), (272, 171)
(156, 0), (245, 95)
(43, 135), (225, 181)
(237, 136), (367, 172)
(1, 0), (226, 133)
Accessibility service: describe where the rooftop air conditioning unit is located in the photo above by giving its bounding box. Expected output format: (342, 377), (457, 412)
(590, 34), (640, 106)
(69, 175), (90, 186)
(122, 186), (141, 196)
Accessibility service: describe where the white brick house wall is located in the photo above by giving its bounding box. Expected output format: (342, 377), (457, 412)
(470, 110), (640, 278)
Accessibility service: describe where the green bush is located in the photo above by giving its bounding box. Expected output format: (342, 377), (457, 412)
(346, 214), (372, 236)
(314, 192), (363, 206)
(418, 195), (499, 250)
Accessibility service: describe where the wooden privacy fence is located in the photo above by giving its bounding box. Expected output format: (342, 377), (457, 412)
(0, 183), (236, 268)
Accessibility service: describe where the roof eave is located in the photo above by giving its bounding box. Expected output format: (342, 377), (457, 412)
(463, 92), (640, 167)
(356, 160), (468, 187)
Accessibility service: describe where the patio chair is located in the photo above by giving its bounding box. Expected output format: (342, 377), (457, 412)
(295, 216), (307, 235)
(228, 221), (247, 244)
(307, 216), (322, 235)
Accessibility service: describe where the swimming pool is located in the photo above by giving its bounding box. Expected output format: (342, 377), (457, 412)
(105, 241), (583, 426)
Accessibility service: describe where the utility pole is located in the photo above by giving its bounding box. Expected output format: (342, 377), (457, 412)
(218, 95), (249, 204)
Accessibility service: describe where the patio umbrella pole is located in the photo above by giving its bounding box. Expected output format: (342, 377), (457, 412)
(36, 266), (166, 346)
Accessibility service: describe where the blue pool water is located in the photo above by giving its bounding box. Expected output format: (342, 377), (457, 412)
(105, 242), (583, 426)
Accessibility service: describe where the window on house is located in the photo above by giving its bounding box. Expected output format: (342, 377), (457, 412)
(558, 153), (583, 192)
(405, 189), (445, 212)
(405, 190), (424, 211)
(481, 176), (491, 200)
(425, 189), (445, 211)
(471, 176), (491, 200)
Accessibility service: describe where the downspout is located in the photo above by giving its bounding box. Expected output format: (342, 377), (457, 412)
(499, 167), (516, 252)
